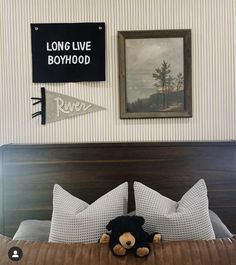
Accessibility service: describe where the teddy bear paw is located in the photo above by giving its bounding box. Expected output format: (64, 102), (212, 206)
(136, 247), (150, 257)
(113, 244), (127, 256)
(153, 233), (161, 243)
(99, 233), (110, 244)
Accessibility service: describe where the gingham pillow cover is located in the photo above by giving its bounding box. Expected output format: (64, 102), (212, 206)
(49, 182), (128, 243)
(134, 179), (215, 241)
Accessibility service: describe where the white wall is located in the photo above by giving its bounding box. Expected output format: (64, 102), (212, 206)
(0, 0), (235, 144)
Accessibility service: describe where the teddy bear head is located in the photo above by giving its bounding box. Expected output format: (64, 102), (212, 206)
(106, 215), (145, 249)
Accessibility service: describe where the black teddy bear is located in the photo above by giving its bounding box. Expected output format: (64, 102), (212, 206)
(99, 215), (161, 257)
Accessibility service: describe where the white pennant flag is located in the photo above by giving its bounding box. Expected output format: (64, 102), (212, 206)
(31, 87), (106, 124)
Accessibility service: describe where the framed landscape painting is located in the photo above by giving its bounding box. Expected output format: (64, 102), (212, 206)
(118, 29), (192, 118)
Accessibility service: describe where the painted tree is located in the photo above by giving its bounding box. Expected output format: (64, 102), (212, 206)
(166, 74), (175, 93)
(152, 60), (171, 108)
(175, 72), (184, 91)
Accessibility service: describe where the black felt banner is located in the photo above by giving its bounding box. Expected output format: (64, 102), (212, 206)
(31, 23), (105, 83)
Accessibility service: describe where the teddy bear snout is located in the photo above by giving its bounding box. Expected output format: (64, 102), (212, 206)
(119, 232), (135, 249)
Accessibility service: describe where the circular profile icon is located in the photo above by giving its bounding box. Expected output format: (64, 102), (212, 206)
(8, 246), (23, 261)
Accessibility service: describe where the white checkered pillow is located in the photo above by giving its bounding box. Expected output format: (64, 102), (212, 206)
(49, 182), (128, 243)
(134, 179), (215, 241)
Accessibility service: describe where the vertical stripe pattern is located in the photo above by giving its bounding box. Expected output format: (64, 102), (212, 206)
(0, 0), (235, 144)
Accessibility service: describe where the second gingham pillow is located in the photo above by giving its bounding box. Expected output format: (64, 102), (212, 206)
(134, 179), (215, 241)
(49, 182), (128, 243)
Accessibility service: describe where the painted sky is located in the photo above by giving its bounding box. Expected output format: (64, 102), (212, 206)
(126, 38), (184, 103)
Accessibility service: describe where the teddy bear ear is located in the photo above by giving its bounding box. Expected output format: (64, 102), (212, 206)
(106, 219), (116, 231)
(132, 216), (145, 226)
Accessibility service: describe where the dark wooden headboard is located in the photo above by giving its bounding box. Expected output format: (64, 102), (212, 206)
(0, 142), (236, 237)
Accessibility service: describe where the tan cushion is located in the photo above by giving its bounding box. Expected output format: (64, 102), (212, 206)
(1, 234), (236, 265)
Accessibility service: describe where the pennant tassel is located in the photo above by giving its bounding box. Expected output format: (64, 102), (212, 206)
(32, 99), (42, 105)
(32, 111), (42, 118)
(31, 87), (46, 125)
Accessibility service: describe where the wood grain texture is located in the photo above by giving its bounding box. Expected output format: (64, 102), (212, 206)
(0, 142), (236, 237)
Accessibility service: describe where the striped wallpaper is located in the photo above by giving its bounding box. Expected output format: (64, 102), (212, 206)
(0, 0), (235, 144)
